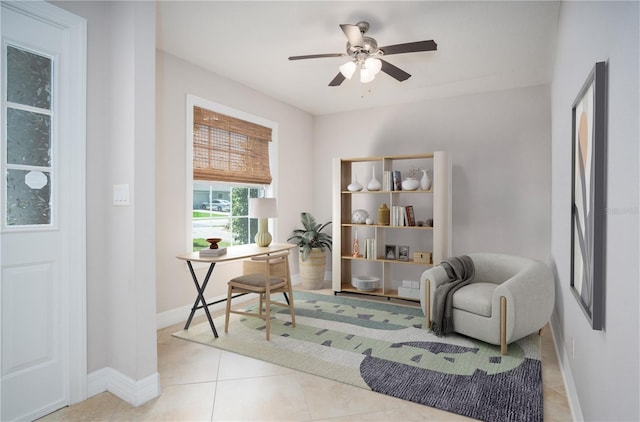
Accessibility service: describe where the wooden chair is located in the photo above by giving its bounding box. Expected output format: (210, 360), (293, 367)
(224, 251), (295, 340)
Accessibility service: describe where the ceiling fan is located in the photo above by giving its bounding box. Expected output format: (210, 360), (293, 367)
(288, 21), (437, 86)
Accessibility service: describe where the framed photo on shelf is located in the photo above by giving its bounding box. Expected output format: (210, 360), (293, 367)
(398, 245), (410, 261)
(385, 244), (397, 260)
(570, 61), (607, 331)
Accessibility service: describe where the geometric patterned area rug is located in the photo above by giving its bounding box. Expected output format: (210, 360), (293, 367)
(173, 291), (542, 422)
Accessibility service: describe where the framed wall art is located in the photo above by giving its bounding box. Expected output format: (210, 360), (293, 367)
(570, 61), (607, 330)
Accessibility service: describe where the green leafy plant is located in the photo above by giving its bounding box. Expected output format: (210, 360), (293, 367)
(287, 212), (332, 261)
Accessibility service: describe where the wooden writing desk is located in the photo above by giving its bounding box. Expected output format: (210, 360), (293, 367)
(176, 243), (296, 337)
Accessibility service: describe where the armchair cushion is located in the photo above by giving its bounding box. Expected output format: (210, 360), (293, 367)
(452, 282), (496, 317)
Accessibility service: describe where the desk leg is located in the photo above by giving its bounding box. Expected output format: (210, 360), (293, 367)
(184, 261), (219, 338)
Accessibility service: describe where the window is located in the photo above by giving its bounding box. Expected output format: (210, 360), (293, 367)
(187, 96), (277, 251)
(192, 182), (261, 250)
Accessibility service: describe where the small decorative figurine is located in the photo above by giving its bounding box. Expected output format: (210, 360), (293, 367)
(352, 229), (361, 258)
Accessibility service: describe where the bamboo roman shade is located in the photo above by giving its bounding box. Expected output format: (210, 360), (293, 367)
(193, 106), (272, 184)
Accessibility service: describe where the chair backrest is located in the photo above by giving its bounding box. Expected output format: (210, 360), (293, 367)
(468, 253), (544, 285)
(250, 251), (290, 279)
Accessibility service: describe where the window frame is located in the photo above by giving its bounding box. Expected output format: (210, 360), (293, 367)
(185, 94), (278, 253)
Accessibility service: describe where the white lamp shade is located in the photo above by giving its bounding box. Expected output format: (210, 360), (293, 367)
(339, 61), (357, 79)
(360, 67), (375, 83)
(249, 198), (278, 218)
(364, 58), (382, 75)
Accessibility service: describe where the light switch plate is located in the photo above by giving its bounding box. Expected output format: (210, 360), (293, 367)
(113, 184), (130, 206)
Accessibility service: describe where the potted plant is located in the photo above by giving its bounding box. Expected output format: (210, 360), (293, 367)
(287, 212), (332, 289)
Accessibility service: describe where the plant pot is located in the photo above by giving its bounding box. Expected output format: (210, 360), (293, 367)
(299, 248), (326, 290)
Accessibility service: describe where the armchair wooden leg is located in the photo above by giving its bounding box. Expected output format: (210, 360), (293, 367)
(500, 296), (507, 355)
(425, 279), (431, 329)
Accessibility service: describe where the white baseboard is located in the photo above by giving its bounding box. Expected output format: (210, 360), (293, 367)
(156, 274), (302, 330)
(549, 314), (583, 421)
(88, 367), (161, 407)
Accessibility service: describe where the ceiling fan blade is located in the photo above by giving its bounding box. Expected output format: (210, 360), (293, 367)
(380, 59), (411, 82)
(340, 24), (364, 47)
(288, 53), (344, 61)
(328, 73), (346, 87)
(379, 40), (437, 56)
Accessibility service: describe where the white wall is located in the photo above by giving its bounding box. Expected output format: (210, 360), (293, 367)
(314, 85), (552, 264)
(52, 0), (159, 401)
(155, 51), (314, 315)
(550, 2), (639, 420)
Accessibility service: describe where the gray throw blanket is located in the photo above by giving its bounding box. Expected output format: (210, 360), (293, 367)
(430, 255), (475, 336)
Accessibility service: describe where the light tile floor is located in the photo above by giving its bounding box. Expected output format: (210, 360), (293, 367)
(41, 284), (572, 421)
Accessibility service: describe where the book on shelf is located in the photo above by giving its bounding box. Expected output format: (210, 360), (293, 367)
(392, 170), (402, 191)
(391, 205), (409, 226)
(406, 205), (416, 226)
(199, 247), (227, 257)
(383, 171), (391, 191)
(364, 238), (376, 259)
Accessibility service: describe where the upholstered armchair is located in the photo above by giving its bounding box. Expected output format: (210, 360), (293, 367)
(420, 253), (554, 354)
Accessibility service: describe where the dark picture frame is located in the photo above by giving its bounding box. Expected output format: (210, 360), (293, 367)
(570, 61), (607, 330)
(384, 244), (397, 260)
(398, 245), (410, 261)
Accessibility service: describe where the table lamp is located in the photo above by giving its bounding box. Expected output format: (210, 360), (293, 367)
(249, 198), (278, 247)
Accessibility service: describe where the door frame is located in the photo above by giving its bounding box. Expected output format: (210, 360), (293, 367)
(0, 0), (87, 412)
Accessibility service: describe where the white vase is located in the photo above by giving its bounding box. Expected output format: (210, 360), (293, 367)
(367, 166), (381, 191)
(420, 169), (432, 190)
(351, 209), (369, 224)
(347, 174), (363, 192)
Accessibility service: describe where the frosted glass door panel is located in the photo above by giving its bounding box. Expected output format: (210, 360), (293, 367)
(6, 169), (51, 226)
(7, 108), (51, 166)
(6, 45), (51, 109)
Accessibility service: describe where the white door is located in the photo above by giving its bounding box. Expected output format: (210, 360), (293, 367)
(1, 2), (86, 421)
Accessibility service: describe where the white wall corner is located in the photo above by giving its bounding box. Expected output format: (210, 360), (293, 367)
(87, 367), (161, 407)
(549, 314), (583, 422)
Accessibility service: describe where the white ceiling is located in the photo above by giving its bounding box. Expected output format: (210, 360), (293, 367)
(157, 1), (560, 116)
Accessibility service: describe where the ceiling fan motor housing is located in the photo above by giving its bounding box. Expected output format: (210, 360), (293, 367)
(347, 37), (380, 60)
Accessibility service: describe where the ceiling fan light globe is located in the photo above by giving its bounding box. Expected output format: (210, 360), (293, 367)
(360, 68), (375, 83)
(339, 61), (357, 79)
(365, 57), (382, 75)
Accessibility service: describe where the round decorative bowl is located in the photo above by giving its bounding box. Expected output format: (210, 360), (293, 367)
(352, 275), (380, 292)
(351, 209), (369, 224)
(206, 238), (222, 249)
(401, 177), (420, 191)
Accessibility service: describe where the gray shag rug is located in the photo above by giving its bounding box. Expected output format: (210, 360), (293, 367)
(174, 291), (542, 422)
